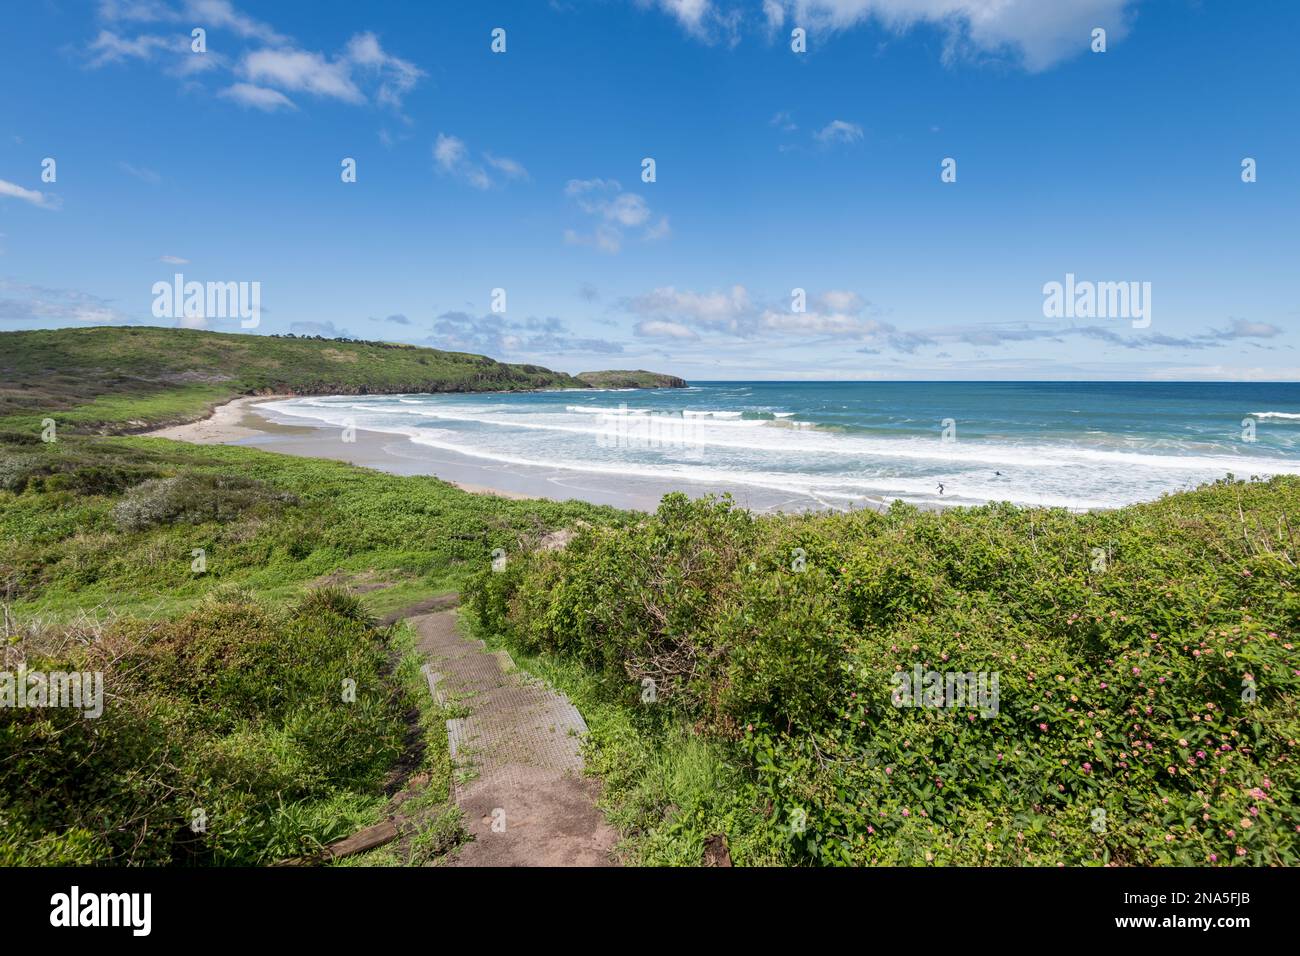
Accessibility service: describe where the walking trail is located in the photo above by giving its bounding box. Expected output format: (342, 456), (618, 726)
(409, 608), (619, 866)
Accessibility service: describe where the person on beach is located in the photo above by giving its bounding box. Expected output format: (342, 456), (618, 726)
(937, 482), (945, 495)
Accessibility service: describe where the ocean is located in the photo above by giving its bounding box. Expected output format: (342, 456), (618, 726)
(259, 382), (1300, 511)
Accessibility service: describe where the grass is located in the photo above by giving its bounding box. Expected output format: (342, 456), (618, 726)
(0, 428), (622, 865)
(1, 434), (625, 620)
(0, 326), (605, 432)
(461, 611), (786, 865)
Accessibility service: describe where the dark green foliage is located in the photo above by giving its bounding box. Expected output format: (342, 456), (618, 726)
(0, 595), (403, 865)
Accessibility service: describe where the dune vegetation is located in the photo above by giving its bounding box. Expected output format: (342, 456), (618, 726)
(467, 482), (1300, 866)
(1, 326), (1297, 866)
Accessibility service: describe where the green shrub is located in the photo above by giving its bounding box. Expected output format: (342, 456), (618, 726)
(111, 472), (297, 531)
(0, 594), (407, 865)
(295, 585), (375, 628)
(468, 479), (1300, 866)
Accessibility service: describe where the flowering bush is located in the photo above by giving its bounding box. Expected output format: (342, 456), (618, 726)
(468, 477), (1300, 865)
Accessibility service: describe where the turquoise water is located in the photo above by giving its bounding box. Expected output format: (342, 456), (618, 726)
(263, 382), (1300, 510)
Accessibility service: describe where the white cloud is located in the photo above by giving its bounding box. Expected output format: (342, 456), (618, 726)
(434, 134), (527, 190)
(86, 29), (178, 66)
(240, 48), (363, 103)
(564, 179), (667, 253)
(433, 133), (468, 170)
(1223, 318), (1282, 339)
(770, 0), (1136, 71)
(186, 0), (286, 43)
(770, 109), (798, 132)
(762, 0), (786, 32)
(760, 307), (885, 336)
(635, 319), (699, 340)
(218, 82), (296, 111)
(0, 179), (60, 209)
(484, 154), (530, 182)
(345, 31), (424, 109)
(627, 285), (753, 332)
(817, 289), (863, 312)
(0, 281), (130, 323)
(814, 119), (863, 144)
(159, 254), (189, 264)
(89, 5), (424, 111)
(643, 216), (672, 240)
(622, 283), (931, 351)
(647, 0), (713, 37)
(564, 226), (624, 254)
(97, 0), (285, 42)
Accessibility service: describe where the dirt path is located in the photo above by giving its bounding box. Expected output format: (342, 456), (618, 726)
(410, 609), (619, 867)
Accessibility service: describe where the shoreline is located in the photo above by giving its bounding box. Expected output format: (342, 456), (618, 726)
(143, 395), (541, 502)
(143, 395), (891, 514)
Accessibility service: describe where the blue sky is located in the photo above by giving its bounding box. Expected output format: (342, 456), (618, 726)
(2, 0), (1297, 380)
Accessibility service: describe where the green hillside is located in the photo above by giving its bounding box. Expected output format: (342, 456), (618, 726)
(577, 370), (688, 389)
(0, 326), (602, 432)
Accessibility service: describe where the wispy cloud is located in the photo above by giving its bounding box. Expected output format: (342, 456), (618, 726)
(88, 2), (424, 113)
(564, 179), (669, 253)
(621, 282), (1286, 362)
(427, 311), (623, 356)
(217, 82), (296, 111)
(814, 119), (863, 145)
(433, 134), (528, 190)
(765, 1), (1135, 71)
(118, 161), (161, 184)
(0, 280), (132, 324)
(0, 179), (60, 210)
(638, 0), (739, 44)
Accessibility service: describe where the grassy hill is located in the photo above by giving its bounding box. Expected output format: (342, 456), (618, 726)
(0, 326), (680, 433)
(577, 369), (688, 389)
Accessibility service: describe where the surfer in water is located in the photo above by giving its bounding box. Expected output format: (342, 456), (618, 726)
(937, 482), (945, 496)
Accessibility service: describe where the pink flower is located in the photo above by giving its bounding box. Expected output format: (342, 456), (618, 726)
(902, 808), (910, 817)
(1039, 723), (1048, 732)
(1081, 762), (1092, 773)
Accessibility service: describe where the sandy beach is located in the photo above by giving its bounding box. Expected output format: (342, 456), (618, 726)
(144, 395), (873, 513)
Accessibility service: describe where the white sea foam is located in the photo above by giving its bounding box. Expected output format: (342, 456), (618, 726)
(258, 394), (1300, 510)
